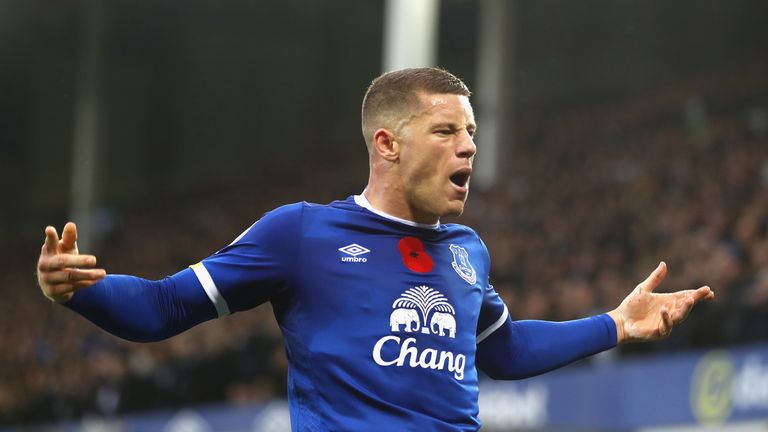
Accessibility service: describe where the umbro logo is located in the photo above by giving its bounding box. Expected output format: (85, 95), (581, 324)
(339, 243), (370, 263)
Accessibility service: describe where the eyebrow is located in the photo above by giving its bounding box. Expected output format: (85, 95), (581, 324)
(430, 122), (477, 132)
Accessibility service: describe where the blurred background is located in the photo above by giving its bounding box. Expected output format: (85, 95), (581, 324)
(1, 0), (767, 430)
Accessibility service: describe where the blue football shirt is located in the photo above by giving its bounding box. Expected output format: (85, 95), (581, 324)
(191, 195), (509, 431)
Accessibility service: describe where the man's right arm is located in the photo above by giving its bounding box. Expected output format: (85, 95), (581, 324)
(37, 222), (216, 342)
(64, 271), (217, 342)
(37, 204), (303, 342)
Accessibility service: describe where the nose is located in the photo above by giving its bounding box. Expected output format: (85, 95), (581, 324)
(457, 130), (477, 159)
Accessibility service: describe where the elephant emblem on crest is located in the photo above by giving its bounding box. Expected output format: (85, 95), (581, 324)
(430, 312), (456, 338)
(390, 308), (421, 332)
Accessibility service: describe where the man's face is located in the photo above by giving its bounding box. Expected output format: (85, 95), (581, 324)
(395, 92), (477, 223)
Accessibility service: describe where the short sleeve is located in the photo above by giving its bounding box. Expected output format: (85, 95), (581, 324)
(474, 238), (509, 344)
(191, 203), (303, 316)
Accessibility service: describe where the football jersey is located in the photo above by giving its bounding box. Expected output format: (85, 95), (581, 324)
(192, 194), (509, 431)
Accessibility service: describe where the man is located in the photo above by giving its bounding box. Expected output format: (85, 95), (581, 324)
(37, 68), (714, 431)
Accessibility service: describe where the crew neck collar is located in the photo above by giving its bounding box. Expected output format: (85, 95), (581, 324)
(353, 193), (440, 230)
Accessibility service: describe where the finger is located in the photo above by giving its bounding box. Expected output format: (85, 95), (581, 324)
(44, 283), (77, 298)
(672, 296), (695, 324)
(671, 287), (713, 324)
(38, 254), (98, 271)
(49, 279), (102, 292)
(640, 261), (667, 293)
(72, 280), (101, 289)
(690, 286), (713, 302)
(41, 268), (106, 284)
(660, 308), (673, 336)
(42, 226), (60, 256)
(47, 279), (102, 294)
(60, 222), (78, 253)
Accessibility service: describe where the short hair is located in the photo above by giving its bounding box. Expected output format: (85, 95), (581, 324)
(361, 67), (471, 150)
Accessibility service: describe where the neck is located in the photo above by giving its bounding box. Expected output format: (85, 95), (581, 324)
(363, 180), (440, 226)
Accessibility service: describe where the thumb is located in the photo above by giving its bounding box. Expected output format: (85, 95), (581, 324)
(61, 222), (79, 253)
(640, 261), (667, 293)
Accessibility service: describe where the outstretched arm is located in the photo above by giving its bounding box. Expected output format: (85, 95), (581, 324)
(477, 262), (714, 380)
(477, 314), (617, 380)
(37, 206), (301, 341)
(64, 270), (216, 342)
(37, 223), (216, 342)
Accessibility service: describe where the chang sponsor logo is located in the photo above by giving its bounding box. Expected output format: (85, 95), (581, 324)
(372, 336), (466, 380)
(372, 286), (466, 380)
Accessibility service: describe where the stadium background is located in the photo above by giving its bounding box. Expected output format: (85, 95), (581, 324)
(1, 0), (767, 430)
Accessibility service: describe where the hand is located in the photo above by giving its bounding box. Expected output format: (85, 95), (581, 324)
(608, 262), (715, 343)
(37, 222), (106, 303)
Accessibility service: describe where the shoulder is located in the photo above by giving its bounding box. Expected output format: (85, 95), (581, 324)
(259, 198), (344, 220)
(242, 198), (356, 236)
(273, 196), (367, 225)
(251, 201), (308, 228)
(441, 223), (491, 263)
(442, 222), (480, 238)
(267, 197), (358, 217)
(263, 201), (307, 218)
(442, 223), (485, 248)
(226, 202), (307, 247)
(216, 198), (355, 256)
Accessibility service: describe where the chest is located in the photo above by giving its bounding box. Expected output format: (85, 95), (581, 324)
(287, 229), (487, 339)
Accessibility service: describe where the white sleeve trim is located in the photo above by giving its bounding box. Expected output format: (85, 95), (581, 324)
(226, 221), (258, 248)
(476, 304), (509, 344)
(191, 263), (231, 317)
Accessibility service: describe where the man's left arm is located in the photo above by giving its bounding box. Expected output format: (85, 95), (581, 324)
(476, 261), (714, 380)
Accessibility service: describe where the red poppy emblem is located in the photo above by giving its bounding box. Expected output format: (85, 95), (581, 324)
(397, 237), (434, 273)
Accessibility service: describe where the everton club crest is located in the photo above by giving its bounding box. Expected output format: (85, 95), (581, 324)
(449, 244), (476, 285)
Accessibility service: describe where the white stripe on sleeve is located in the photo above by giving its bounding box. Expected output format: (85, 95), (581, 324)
(190, 263), (231, 317)
(226, 221), (258, 248)
(476, 304), (509, 344)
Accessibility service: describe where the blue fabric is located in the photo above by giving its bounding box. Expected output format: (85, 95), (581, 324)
(65, 269), (216, 342)
(197, 199), (494, 431)
(477, 314), (617, 379)
(200, 203), (302, 312)
(63, 196), (618, 431)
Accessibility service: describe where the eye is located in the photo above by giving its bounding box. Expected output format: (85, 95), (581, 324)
(435, 129), (453, 135)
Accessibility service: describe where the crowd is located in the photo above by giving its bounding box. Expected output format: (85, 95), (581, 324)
(462, 67), (768, 355)
(1, 66), (766, 425)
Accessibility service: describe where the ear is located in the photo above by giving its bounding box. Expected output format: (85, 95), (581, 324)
(373, 128), (399, 161)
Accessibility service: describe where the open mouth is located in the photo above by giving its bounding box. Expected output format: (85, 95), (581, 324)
(449, 168), (472, 188)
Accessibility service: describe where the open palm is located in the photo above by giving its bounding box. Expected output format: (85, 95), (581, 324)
(609, 262), (715, 343)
